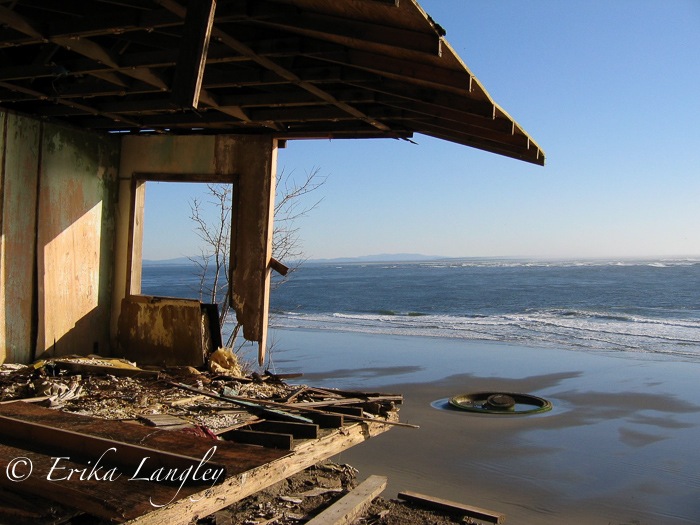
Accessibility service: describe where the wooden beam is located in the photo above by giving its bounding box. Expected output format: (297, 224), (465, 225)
(0, 6), (168, 95)
(305, 412), (345, 429)
(417, 121), (543, 165)
(224, 429), (293, 450)
(172, 382), (418, 429)
(51, 36), (169, 90)
(122, 421), (393, 525)
(250, 420), (319, 439)
(241, 5), (441, 56)
(316, 49), (473, 97)
(171, 0), (216, 109)
(170, 382), (313, 424)
(154, 0), (392, 133)
(218, 88), (375, 109)
(357, 82), (498, 123)
(305, 475), (387, 525)
(0, 80), (142, 127)
(269, 257), (289, 276)
(320, 406), (364, 417)
(0, 6), (43, 40)
(246, 105), (350, 122)
(397, 491), (506, 524)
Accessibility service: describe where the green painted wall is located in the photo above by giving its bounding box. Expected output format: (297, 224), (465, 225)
(0, 111), (120, 363)
(0, 112), (40, 363)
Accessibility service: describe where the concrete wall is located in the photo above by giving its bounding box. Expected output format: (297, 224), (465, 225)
(0, 115), (276, 366)
(113, 134), (277, 365)
(0, 111), (119, 363)
(0, 113), (40, 363)
(117, 296), (217, 367)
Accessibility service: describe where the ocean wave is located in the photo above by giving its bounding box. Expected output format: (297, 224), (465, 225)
(267, 309), (700, 360)
(416, 258), (700, 269)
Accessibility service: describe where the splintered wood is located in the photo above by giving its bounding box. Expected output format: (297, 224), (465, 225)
(305, 475), (388, 525)
(0, 371), (403, 525)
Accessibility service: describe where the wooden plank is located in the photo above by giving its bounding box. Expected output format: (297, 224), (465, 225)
(308, 388), (403, 400)
(321, 406), (364, 417)
(224, 429), (293, 450)
(122, 420), (393, 524)
(0, 444), (135, 520)
(173, 382), (417, 429)
(303, 412), (344, 429)
(171, 382), (314, 424)
(138, 414), (192, 428)
(251, 420), (319, 439)
(212, 416), (263, 435)
(305, 475), (387, 525)
(397, 491), (506, 524)
(0, 413), (227, 477)
(269, 256), (289, 276)
(281, 386), (307, 403)
(54, 360), (159, 378)
(250, 8), (441, 56)
(0, 402), (289, 522)
(0, 486), (82, 523)
(49, 36), (168, 90)
(0, 5), (43, 39)
(0, 396), (49, 405)
(0, 402), (287, 475)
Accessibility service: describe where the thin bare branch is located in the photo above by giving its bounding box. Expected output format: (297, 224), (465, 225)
(189, 168), (326, 365)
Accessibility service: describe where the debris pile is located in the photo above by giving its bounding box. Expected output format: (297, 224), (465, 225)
(0, 355), (505, 525)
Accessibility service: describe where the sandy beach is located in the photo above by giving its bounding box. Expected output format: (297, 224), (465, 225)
(261, 328), (700, 525)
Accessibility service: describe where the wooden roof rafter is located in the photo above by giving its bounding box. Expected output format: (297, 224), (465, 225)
(215, 0), (442, 57)
(0, 0), (545, 165)
(155, 0), (392, 134)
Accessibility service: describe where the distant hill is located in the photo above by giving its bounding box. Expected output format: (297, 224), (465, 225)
(307, 253), (444, 264)
(143, 253), (446, 266)
(142, 256), (194, 266)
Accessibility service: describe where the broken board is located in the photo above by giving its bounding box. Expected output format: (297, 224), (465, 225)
(0, 401), (288, 522)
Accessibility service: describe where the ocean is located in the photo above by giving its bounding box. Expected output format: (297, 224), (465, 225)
(141, 258), (700, 524)
(142, 257), (700, 361)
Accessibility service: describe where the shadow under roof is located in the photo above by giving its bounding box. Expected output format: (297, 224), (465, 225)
(0, 0), (545, 165)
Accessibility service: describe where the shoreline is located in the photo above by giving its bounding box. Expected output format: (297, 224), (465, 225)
(262, 328), (700, 525)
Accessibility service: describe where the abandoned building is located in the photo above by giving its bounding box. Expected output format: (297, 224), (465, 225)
(0, 1), (544, 523)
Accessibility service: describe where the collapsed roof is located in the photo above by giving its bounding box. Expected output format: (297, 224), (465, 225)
(0, 0), (545, 165)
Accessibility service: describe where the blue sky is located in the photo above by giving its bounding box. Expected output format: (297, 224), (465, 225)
(143, 0), (700, 261)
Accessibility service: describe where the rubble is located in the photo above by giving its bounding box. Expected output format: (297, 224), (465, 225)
(0, 355), (411, 524)
(0, 356), (502, 525)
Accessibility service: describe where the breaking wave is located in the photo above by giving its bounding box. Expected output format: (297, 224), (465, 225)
(269, 308), (700, 360)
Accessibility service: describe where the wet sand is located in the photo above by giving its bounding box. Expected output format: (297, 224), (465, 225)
(265, 328), (700, 524)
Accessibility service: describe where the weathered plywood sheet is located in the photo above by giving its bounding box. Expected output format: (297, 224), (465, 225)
(0, 401), (288, 522)
(228, 136), (277, 365)
(0, 112), (40, 364)
(36, 124), (119, 358)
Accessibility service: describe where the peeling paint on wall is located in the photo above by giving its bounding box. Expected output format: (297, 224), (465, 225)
(0, 111), (120, 364)
(0, 112), (40, 363)
(36, 123), (120, 359)
(117, 296), (214, 367)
